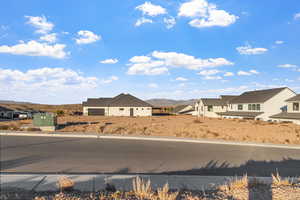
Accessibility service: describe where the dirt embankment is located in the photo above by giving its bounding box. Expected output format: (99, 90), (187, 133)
(2, 115), (300, 145)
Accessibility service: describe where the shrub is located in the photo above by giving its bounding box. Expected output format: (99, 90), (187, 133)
(193, 119), (202, 123)
(27, 127), (41, 131)
(56, 110), (65, 116)
(132, 177), (153, 200)
(0, 125), (10, 130)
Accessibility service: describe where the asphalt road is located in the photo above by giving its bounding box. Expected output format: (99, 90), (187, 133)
(1, 135), (300, 176)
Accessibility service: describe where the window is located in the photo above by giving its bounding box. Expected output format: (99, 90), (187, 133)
(119, 108), (124, 111)
(248, 104), (252, 110)
(256, 104), (261, 111)
(238, 104), (243, 110)
(136, 108), (138, 110)
(252, 104), (256, 110)
(293, 103), (299, 111)
(207, 105), (213, 112)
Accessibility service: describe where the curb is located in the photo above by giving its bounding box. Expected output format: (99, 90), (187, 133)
(1, 131), (300, 150)
(0, 174), (273, 191)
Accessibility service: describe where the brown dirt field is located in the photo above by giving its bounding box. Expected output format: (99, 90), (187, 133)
(2, 115), (300, 145)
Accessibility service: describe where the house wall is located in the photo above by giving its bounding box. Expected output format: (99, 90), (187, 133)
(108, 107), (152, 117)
(262, 88), (296, 121)
(287, 101), (300, 113)
(228, 103), (264, 112)
(83, 106), (152, 116)
(196, 100), (226, 118)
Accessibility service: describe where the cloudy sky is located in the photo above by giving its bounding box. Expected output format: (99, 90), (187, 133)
(0, 0), (299, 104)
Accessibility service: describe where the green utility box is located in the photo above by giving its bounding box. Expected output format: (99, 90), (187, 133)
(33, 113), (57, 131)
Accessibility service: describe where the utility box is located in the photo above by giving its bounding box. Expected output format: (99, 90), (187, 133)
(33, 113), (57, 131)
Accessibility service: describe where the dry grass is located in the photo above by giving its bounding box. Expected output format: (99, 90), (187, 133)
(132, 176), (153, 200)
(157, 183), (178, 200)
(57, 177), (75, 191)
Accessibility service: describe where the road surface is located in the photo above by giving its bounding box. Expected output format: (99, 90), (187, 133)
(1, 135), (300, 176)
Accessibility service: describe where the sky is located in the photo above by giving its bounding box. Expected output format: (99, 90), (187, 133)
(0, 0), (299, 104)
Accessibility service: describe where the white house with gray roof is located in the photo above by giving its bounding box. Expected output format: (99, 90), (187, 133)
(270, 94), (300, 125)
(195, 95), (237, 118)
(218, 87), (296, 121)
(82, 93), (153, 117)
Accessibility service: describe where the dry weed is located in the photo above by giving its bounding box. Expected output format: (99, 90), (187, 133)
(57, 177), (75, 191)
(132, 177), (153, 200)
(157, 183), (178, 200)
(272, 172), (292, 187)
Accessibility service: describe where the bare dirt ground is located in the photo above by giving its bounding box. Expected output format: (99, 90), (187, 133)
(2, 115), (300, 145)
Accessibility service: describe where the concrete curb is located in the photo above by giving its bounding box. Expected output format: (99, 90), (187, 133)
(0, 174), (273, 191)
(1, 131), (300, 150)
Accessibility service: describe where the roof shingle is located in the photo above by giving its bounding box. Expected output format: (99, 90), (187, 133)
(229, 87), (289, 104)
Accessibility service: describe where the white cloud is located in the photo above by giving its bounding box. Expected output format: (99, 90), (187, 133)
(135, 17), (153, 27)
(100, 58), (119, 64)
(237, 70), (259, 76)
(176, 77), (188, 81)
(275, 40), (284, 45)
(178, 0), (238, 28)
(0, 67), (98, 89)
(40, 33), (57, 43)
(148, 83), (158, 88)
(277, 64), (298, 68)
(294, 13), (300, 20)
(198, 69), (220, 76)
(75, 30), (101, 44)
(151, 51), (233, 70)
(236, 45), (268, 55)
(127, 51), (233, 75)
(25, 15), (54, 34)
(136, 2), (167, 16)
(224, 72), (234, 77)
(129, 56), (151, 63)
(203, 75), (222, 80)
(0, 40), (67, 59)
(164, 17), (176, 29)
(101, 76), (119, 84)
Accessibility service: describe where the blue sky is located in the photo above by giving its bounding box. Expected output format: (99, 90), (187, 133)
(0, 0), (299, 104)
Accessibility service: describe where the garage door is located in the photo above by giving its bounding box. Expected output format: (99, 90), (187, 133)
(88, 108), (105, 116)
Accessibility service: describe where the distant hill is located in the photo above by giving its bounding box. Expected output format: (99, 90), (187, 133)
(146, 99), (198, 107)
(0, 100), (33, 104)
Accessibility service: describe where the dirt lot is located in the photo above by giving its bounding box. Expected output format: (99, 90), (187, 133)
(1, 115), (300, 145)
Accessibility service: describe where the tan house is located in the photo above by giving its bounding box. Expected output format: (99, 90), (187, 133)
(270, 94), (300, 125)
(83, 93), (153, 117)
(195, 95), (236, 118)
(218, 87), (296, 121)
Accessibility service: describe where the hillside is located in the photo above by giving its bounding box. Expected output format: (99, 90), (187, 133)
(146, 98), (198, 107)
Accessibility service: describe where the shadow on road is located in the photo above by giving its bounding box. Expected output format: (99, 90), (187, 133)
(161, 157), (300, 177)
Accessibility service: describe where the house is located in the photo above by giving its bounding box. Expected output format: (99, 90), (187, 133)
(217, 87), (296, 121)
(270, 94), (300, 125)
(173, 105), (196, 115)
(195, 95), (237, 118)
(0, 106), (14, 119)
(82, 93), (153, 117)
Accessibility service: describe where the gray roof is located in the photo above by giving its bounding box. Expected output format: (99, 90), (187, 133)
(229, 87), (289, 104)
(286, 94), (300, 102)
(173, 105), (189, 113)
(201, 98), (227, 106)
(82, 98), (112, 107)
(270, 112), (300, 120)
(217, 111), (264, 118)
(220, 95), (238, 102)
(83, 93), (152, 107)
